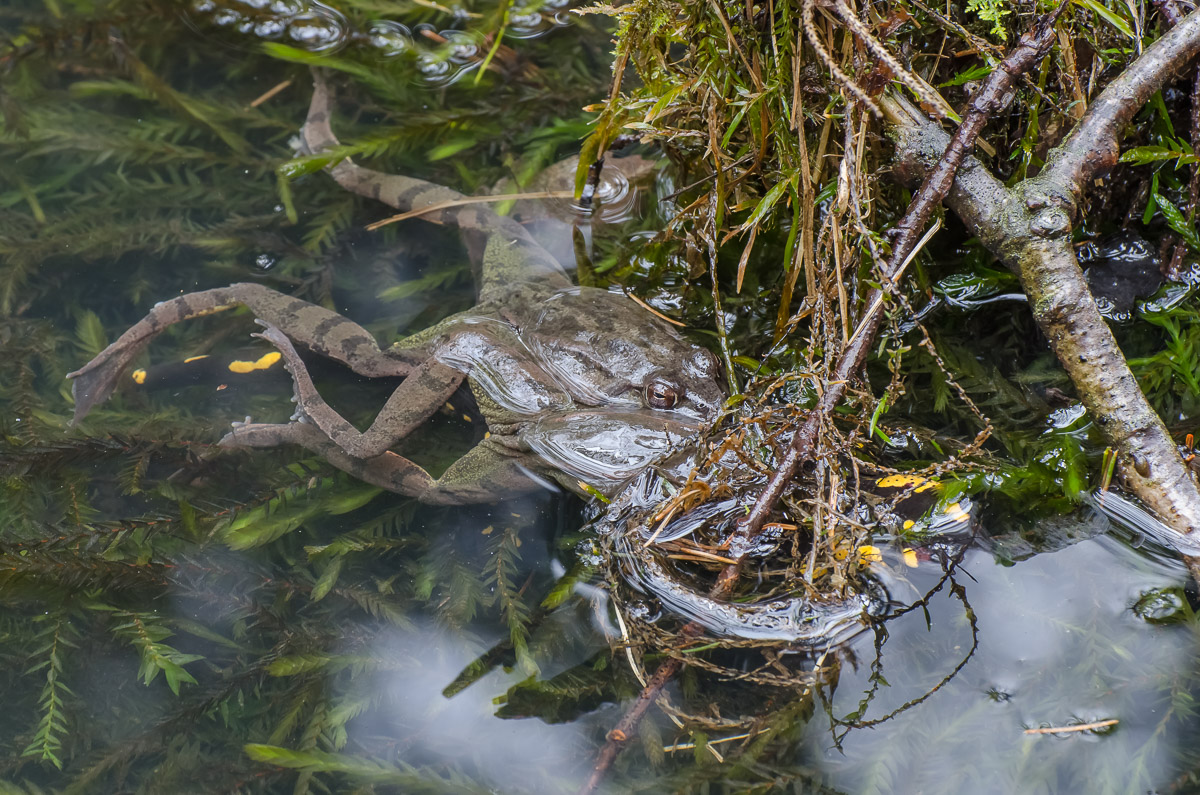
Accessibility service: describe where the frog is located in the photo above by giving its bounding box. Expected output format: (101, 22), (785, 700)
(67, 71), (726, 505)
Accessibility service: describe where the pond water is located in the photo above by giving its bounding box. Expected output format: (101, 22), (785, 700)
(4, 1), (1200, 793)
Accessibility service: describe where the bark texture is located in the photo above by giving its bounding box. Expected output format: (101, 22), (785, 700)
(883, 8), (1200, 534)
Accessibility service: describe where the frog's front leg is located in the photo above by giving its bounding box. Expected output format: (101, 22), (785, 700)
(224, 422), (548, 504)
(256, 321), (567, 459)
(67, 283), (416, 423)
(253, 324), (466, 459)
(222, 420), (436, 497)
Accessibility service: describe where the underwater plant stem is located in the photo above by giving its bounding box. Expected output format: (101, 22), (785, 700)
(721, 8), (1062, 569)
(578, 629), (699, 795)
(885, 9), (1200, 536)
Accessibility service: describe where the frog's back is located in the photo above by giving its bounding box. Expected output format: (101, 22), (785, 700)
(520, 287), (725, 422)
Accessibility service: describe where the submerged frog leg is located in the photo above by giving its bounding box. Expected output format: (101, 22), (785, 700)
(222, 422), (546, 504)
(255, 324), (464, 459)
(222, 421), (436, 497)
(67, 283), (414, 424)
(302, 70), (571, 299)
(417, 436), (553, 504)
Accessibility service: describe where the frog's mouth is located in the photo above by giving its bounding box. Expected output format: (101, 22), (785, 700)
(524, 409), (703, 496)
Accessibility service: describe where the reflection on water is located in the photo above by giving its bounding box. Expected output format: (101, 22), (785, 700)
(8, 1), (1200, 792)
(807, 533), (1199, 795)
(187, 0), (576, 86)
(354, 623), (595, 793)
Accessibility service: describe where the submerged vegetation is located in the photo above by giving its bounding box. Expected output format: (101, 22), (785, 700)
(5, 0), (1200, 791)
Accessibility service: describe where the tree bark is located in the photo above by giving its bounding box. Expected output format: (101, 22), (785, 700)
(882, 9), (1200, 535)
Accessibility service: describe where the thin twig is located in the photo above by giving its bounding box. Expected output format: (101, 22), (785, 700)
(578, 639), (693, 794)
(363, 190), (573, 230)
(622, 290), (688, 327)
(722, 3), (1065, 569)
(1024, 719), (1118, 735)
(248, 79), (292, 108)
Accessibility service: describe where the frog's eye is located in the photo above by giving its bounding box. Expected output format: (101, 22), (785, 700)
(646, 381), (680, 409)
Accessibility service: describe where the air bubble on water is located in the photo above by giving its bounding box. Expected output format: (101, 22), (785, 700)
(286, 3), (348, 52)
(367, 20), (413, 56)
(254, 18), (286, 38)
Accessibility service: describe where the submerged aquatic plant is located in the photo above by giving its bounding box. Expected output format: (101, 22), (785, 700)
(5, 0), (1200, 792)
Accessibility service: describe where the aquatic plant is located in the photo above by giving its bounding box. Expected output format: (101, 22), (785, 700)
(5, 0), (1200, 792)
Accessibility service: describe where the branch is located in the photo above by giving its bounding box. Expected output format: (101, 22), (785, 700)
(581, 12), (1066, 795)
(723, 7), (1064, 566)
(1042, 10), (1200, 198)
(884, 8), (1200, 535)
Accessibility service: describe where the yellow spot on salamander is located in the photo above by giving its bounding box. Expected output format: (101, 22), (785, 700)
(131, 369), (147, 385)
(462, 414), (472, 423)
(481, 525), (494, 535)
(902, 548), (919, 568)
(227, 351), (282, 374)
(183, 355), (210, 364)
(857, 544), (882, 565)
(946, 502), (971, 523)
(484, 431), (491, 439)
(902, 519), (915, 530)
(876, 474), (939, 492)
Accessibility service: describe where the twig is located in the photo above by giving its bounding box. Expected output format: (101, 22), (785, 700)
(578, 637), (693, 794)
(802, 0), (881, 115)
(844, 218), (940, 347)
(578, 157), (605, 208)
(885, 11), (1200, 584)
(622, 291), (688, 327)
(1024, 719), (1118, 735)
(363, 190), (574, 230)
(721, 3), (1065, 570)
(248, 79), (291, 108)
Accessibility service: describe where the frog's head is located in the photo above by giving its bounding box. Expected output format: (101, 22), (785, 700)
(633, 343), (725, 422)
(525, 409), (705, 496)
(526, 288), (726, 425)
